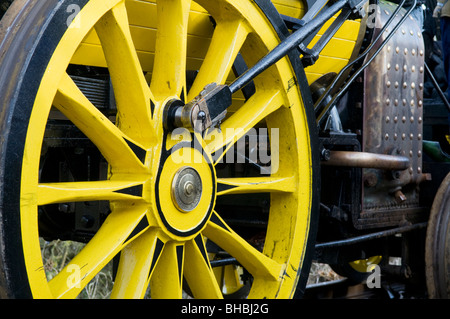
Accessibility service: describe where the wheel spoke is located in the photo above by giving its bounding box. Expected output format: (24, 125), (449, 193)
(95, 1), (154, 143)
(37, 180), (145, 206)
(203, 211), (284, 281)
(48, 208), (149, 299)
(204, 90), (283, 156)
(110, 229), (163, 299)
(150, 242), (185, 299)
(216, 176), (295, 196)
(187, 19), (250, 100)
(150, 0), (192, 100)
(54, 73), (147, 172)
(184, 235), (223, 298)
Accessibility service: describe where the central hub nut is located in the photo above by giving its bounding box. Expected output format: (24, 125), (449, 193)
(171, 167), (202, 212)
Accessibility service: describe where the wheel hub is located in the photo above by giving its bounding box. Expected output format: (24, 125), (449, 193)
(171, 167), (202, 212)
(155, 145), (215, 239)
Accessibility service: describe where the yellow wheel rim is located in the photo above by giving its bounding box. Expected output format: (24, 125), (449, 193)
(18, 0), (316, 299)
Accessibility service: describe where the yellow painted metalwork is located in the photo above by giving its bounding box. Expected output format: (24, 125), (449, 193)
(20, 0), (316, 298)
(272, 0), (362, 84)
(273, 0), (306, 19)
(349, 256), (383, 273)
(71, 0), (363, 96)
(304, 15), (361, 84)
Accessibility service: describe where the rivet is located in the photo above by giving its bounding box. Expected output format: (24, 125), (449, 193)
(410, 116), (414, 123)
(402, 116), (407, 123)
(403, 65), (408, 72)
(418, 133), (422, 140)
(418, 100), (423, 107)
(418, 150), (422, 157)
(411, 82), (416, 89)
(402, 99), (407, 106)
(402, 133), (406, 140)
(384, 9), (390, 15)
(387, 46), (392, 52)
(394, 133), (398, 140)
(418, 166), (422, 173)
(412, 49), (416, 56)
(419, 66), (424, 73)
(396, 47), (400, 54)
(401, 28), (406, 34)
(409, 167), (413, 174)
(386, 98), (391, 105)
(387, 63), (391, 70)
(394, 116), (399, 123)
(411, 65), (416, 72)
(419, 83), (423, 90)
(410, 99), (415, 107)
(418, 32), (421, 38)
(410, 30), (414, 36)
(409, 150), (413, 157)
(394, 81), (399, 89)
(386, 116), (390, 123)
(419, 49), (424, 56)
(410, 133), (414, 140)
(387, 80), (391, 88)
(403, 82), (408, 89)
(394, 99), (399, 106)
(418, 116), (422, 123)
(404, 48), (408, 55)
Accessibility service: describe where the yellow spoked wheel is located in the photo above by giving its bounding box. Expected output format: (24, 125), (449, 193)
(0, 0), (319, 298)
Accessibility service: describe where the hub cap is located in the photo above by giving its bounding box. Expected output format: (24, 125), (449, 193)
(172, 167), (202, 212)
(155, 144), (215, 239)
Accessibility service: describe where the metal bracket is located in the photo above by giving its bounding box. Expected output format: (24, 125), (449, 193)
(166, 0), (364, 133)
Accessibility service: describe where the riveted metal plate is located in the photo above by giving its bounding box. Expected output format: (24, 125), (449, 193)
(359, 1), (426, 228)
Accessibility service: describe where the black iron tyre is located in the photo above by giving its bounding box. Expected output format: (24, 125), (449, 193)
(426, 172), (450, 298)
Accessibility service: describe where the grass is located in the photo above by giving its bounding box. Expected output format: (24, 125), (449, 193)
(307, 262), (343, 286)
(40, 238), (342, 299)
(40, 238), (114, 299)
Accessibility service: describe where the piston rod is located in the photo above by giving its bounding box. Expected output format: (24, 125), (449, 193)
(165, 0), (367, 132)
(322, 151), (411, 170)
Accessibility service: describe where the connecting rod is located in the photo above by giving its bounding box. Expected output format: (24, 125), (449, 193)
(164, 0), (366, 132)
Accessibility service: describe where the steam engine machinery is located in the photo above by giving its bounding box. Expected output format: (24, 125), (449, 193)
(0, 0), (448, 298)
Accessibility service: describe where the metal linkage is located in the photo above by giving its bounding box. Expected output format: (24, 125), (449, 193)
(299, 6), (353, 67)
(164, 0), (367, 133)
(228, 0), (359, 94)
(210, 222), (428, 268)
(424, 62), (450, 112)
(315, 222), (427, 249)
(315, 0), (417, 126)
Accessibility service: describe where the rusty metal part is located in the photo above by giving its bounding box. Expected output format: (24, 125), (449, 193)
(356, 1), (427, 228)
(322, 150), (410, 170)
(425, 172), (450, 298)
(363, 2), (424, 181)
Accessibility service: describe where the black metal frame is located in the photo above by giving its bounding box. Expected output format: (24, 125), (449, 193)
(165, 0), (367, 132)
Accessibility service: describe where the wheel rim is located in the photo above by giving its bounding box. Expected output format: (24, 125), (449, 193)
(426, 173), (450, 298)
(15, 0), (316, 299)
